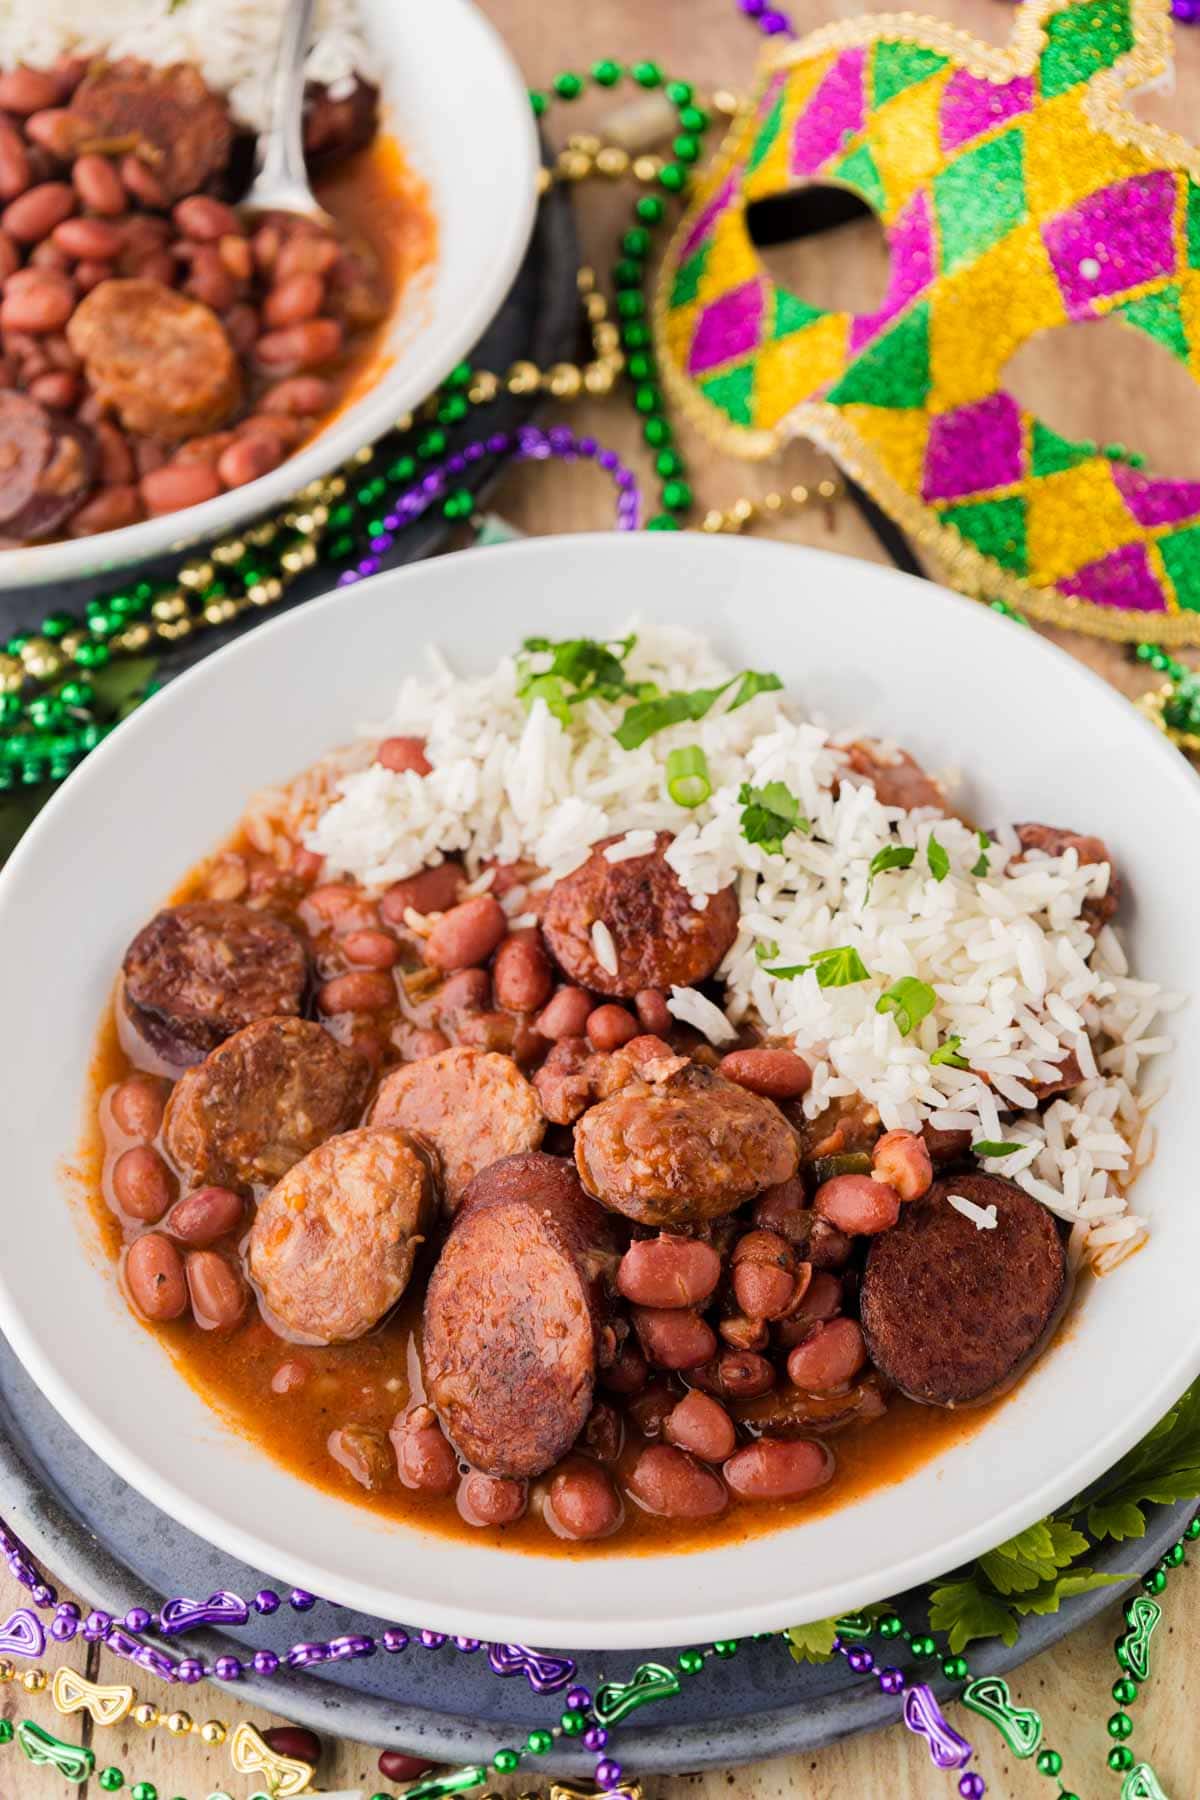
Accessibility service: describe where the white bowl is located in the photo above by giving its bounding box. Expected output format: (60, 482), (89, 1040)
(0, 0), (537, 590)
(1, 533), (1197, 1650)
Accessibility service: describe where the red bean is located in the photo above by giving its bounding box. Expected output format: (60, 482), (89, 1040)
(692, 1350), (775, 1399)
(28, 370), (77, 408)
(664, 1391), (736, 1463)
(167, 1187), (243, 1246)
(94, 421), (135, 485)
(185, 1250), (248, 1330)
(376, 734), (431, 775)
(535, 985), (594, 1041)
(599, 1340), (648, 1396)
(217, 433), (283, 489)
(262, 374), (336, 417)
(51, 215), (122, 260)
(277, 231), (340, 279)
(173, 196), (241, 241)
(632, 1306), (717, 1371)
(378, 1754), (436, 1784)
(141, 463), (222, 516)
(424, 895), (506, 972)
(457, 1470), (527, 1527)
(871, 1128), (933, 1200)
(181, 243), (237, 311)
(318, 970), (396, 1014)
(0, 229), (19, 282)
(72, 154), (126, 215)
(112, 1146), (173, 1223)
(776, 1273), (843, 1345)
(787, 1319), (868, 1392)
(252, 223), (282, 271)
(380, 863), (463, 924)
(262, 1727), (322, 1766)
(437, 966), (492, 1019)
(0, 67), (62, 115)
(617, 1235), (720, 1309)
(812, 1172), (901, 1236)
(732, 1229), (796, 1321)
(255, 318), (343, 372)
(720, 1047), (813, 1099)
(718, 1313), (769, 1352)
(545, 1462), (622, 1540)
(627, 1380), (677, 1439)
(724, 1437), (834, 1501)
(3, 181), (75, 243)
(583, 1399), (624, 1463)
(0, 122), (30, 202)
(0, 271), (73, 333)
(120, 154), (167, 209)
(340, 928), (399, 970)
(392, 1406), (459, 1496)
(263, 272), (324, 329)
(68, 486), (143, 534)
(587, 1004), (638, 1052)
(125, 1233), (188, 1322)
(633, 988), (672, 1035)
(271, 1359), (308, 1394)
(492, 934), (553, 1013)
(23, 109), (78, 159)
(628, 1444), (728, 1519)
(74, 257), (113, 293)
(109, 1076), (166, 1141)
(219, 301), (257, 357)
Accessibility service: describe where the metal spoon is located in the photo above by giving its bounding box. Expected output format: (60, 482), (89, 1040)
(240, 0), (335, 229)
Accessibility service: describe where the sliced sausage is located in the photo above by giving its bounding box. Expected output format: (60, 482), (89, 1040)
(68, 278), (241, 442)
(249, 1126), (435, 1343)
(368, 1046), (545, 1211)
(122, 900), (308, 1068)
(422, 1154), (616, 1479)
(733, 1373), (887, 1439)
(2, 417), (95, 541)
(541, 831), (738, 998)
(1013, 821), (1120, 929)
(68, 59), (234, 201)
(859, 1174), (1069, 1407)
(163, 1016), (371, 1189)
(575, 1062), (798, 1227)
(0, 391), (52, 525)
(842, 741), (945, 812)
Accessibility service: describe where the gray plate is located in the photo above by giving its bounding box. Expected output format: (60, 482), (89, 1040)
(0, 1334), (1189, 1774)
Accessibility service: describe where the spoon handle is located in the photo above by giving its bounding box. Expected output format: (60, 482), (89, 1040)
(256, 0), (318, 198)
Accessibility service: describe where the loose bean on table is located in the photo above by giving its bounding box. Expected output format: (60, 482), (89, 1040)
(125, 1232), (188, 1322)
(787, 1318), (868, 1392)
(166, 1186), (243, 1246)
(72, 154), (126, 215)
(719, 1046), (813, 1099)
(424, 894), (507, 972)
(617, 1235), (721, 1309)
(111, 1145), (173, 1223)
(628, 1444), (727, 1519)
(545, 1462), (622, 1540)
(664, 1390), (736, 1463)
(141, 463), (222, 516)
(492, 934), (553, 1014)
(723, 1437), (833, 1501)
(632, 1306), (717, 1371)
(185, 1249), (248, 1330)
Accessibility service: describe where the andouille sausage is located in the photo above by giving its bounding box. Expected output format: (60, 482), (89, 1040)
(368, 1045), (545, 1211)
(422, 1153), (617, 1479)
(1, 416), (94, 540)
(163, 1016), (371, 1189)
(249, 1127), (435, 1343)
(841, 741), (946, 813)
(122, 900), (308, 1068)
(67, 59), (234, 201)
(0, 390), (52, 525)
(68, 278), (241, 442)
(540, 831), (738, 998)
(1013, 821), (1121, 930)
(574, 1062), (798, 1227)
(859, 1174), (1069, 1407)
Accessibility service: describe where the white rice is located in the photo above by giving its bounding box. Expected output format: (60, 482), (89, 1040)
(0, 0), (372, 131)
(283, 622), (1178, 1275)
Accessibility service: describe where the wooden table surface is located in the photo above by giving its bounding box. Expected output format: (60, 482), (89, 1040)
(4, 1), (1199, 1794)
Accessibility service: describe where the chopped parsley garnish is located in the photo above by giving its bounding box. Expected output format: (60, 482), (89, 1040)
(728, 668), (784, 711)
(665, 745), (712, 808)
(972, 1140), (1023, 1158)
(971, 831), (991, 878)
(768, 945), (871, 988)
(516, 633), (640, 721)
(738, 780), (808, 853)
(865, 843), (915, 897)
(614, 667), (782, 749)
(930, 1034), (970, 1068)
(875, 976), (936, 1037)
(927, 831), (950, 882)
(754, 938), (780, 964)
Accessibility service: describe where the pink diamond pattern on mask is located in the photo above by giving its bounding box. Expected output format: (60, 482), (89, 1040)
(1059, 541), (1168, 610)
(922, 392), (1024, 502)
(939, 69), (1035, 154)
(1112, 463), (1200, 529)
(850, 190), (935, 353)
(1042, 172), (1179, 318)
(790, 48), (867, 176)
(687, 279), (767, 376)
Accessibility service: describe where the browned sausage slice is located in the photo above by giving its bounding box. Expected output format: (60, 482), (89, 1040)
(368, 1046), (545, 1211)
(1014, 821), (1120, 930)
(163, 1016), (371, 1189)
(68, 279), (241, 442)
(249, 1127), (435, 1343)
(68, 59), (234, 200)
(574, 1062), (798, 1227)
(0, 391), (52, 526)
(842, 741), (946, 812)
(3, 419), (96, 541)
(541, 831), (738, 998)
(123, 900), (309, 1068)
(422, 1153), (617, 1478)
(859, 1174), (1068, 1407)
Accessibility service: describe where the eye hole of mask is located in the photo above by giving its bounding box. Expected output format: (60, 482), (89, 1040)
(1003, 313), (1200, 481)
(746, 186), (892, 317)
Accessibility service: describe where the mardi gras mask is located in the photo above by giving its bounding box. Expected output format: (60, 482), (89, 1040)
(657, 0), (1200, 641)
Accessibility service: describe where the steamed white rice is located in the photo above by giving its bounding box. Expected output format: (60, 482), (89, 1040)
(252, 623), (1177, 1276)
(0, 0), (371, 131)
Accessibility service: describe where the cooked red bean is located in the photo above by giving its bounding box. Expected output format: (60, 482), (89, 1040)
(813, 1172), (901, 1236)
(723, 1437), (834, 1501)
(719, 1313), (769, 1352)
(270, 1359), (308, 1394)
(74, 258), (113, 294)
(535, 985), (594, 1040)
(380, 863), (462, 925)
(120, 154), (168, 209)
(0, 230), (19, 282)
(632, 1306), (717, 1371)
(787, 1318), (868, 1392)
(216, 233), (253, 282)
(95, 422), (136, 485)
(52, 216), (123, 260)
(173, 195), (240, 241)
(166, 1186), (243, 1246)
(28, 239), (72, 272)
(183, 244), (237, 312)
(719, 1046), (813, 1099)
(376, 734), (431, 775)
(693, 1350), (775, 1398)
(545, 1463), (622, 1540)
(262, 1727), (322, 1766)
(277, 232), (341, 279)
(3, 181), (75, 242)
(72, 154), (125, 215)
(185, 1249), (248, 1330)
(28, 370), (77, 408)
(424, 895), (506, 972)
(627, 1380), (677, 1439)
(0, 123), (30, 203)
(217, 433), (282, 489)
(871, 1129), (933, 1201)
(458, 1470), (527, 1527)
(0, 68), (62, 115)
(341, 928), (400, 970)
(221, 301), (258, 357)
(628, 1444), (727, 1519)
(255, 317), (343, 371)
(0, 271), (74, 333)
(68, 486), (143, 534)
(583, 1399), (624, 1463)
(392, 1406), (459, 1496)
(634, 988), (672, 1035)
(599, 1340), (648, 1395)
(318, 970), (396, 1014)
(664, 1390), (736, 1463)
(263, 272), (324, 328)
(112, 1146), (173, 1223)
(23, 108), (77, 158)
(125, 1232), (188, 1321)
(109, 1076), (166, 1141)
(436, 966), (491, 1020)
(490, 934), (551, 1014)
(587, 1004), (638, 1052)
(617, 1235), (721, 1309)
(776, 1272), (843, 1342)
(141, 463), (222, 516)
(732, 1229), (796, 1321)
(262, 374), (336, 416)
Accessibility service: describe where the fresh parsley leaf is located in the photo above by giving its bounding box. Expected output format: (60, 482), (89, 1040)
(972, 1140), (1023, 1159)
(875, 976), (936, 1038)
(927, 830), (950, 882)
(615, 668), (783, 749)
(516, 635), (639, 718)
(865, 843), (915, 898)
(728, 669), (783, 711)
(1069, 1380), (1200, 1542)
(930, 1034), (969, 1068)
(928, 1578), (1022, 1652)
(783, 1618), (838, 1664)
(971, 831), (991, 878)
(738, 780), (809, 854)
(979, 1520), (1089, 1596)
(768, 945), (871, 988)
(754, 938), (780, 965)
(518, 672), (572, 725)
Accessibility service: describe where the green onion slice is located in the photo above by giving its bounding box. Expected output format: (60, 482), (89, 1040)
(665, 745), (712, 808)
